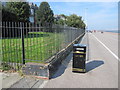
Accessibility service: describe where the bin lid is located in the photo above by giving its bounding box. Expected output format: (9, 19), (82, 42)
(73, 44), (86, 47)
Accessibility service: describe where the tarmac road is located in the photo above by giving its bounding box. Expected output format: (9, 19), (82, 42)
(42, 31), (118, 88)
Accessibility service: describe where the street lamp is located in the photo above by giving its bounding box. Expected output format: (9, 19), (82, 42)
(84, 8), (88, 30)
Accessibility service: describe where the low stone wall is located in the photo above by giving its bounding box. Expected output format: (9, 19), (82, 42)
(22, 33), (85, 79)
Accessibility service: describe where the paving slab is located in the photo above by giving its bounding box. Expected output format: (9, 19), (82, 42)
(2, 72), (22, 88)
(43, 32), (118, 88)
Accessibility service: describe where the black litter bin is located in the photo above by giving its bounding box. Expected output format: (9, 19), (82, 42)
(72, 44), (86, 73)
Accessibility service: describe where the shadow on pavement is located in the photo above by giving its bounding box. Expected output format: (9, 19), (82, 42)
(51, 55), (104, 79)
(51, 53), (73, 79)
(86, 60), (104, 72)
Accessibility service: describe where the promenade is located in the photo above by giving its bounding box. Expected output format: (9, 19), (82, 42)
(2, 31), (118, 89)
(43, 31), (118, 88)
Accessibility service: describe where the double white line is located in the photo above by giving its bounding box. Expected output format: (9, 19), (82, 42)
(92, 34), (119, 61)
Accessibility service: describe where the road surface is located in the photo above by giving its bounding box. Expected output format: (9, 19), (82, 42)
(42, 31), (118, 88)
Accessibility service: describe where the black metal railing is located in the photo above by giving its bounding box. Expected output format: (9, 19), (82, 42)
(1, 22), (85, 70)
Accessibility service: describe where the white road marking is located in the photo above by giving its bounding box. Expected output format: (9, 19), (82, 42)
(39, 80), (48, 88)
(92, 34), (120, 61)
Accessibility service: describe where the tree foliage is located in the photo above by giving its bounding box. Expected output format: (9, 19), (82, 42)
(66, 14), (85, 29)
(55, 14), (86, 29)
(2, 2), (30, 37)
(2, 5), (17, 21)
(36, 2), (54, 26)
(54, 19), (65, 25)
(2, 2), (30, 22)
(60, 14), (67, 19)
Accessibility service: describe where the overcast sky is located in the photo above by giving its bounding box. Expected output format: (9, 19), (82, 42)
(31, 1), (118, 31)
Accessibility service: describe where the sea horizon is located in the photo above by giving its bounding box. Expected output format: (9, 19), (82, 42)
(105, 30), (119, 33)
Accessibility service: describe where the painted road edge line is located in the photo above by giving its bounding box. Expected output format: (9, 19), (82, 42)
(92, 34), (120, 61)
(39, 80), (48, 88)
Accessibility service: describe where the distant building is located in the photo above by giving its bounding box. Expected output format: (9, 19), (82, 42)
(29, 3), (38, 23)
(2, 2), (38, 23)
(54, 14), (65, 21)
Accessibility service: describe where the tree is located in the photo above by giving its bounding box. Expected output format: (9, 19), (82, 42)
(57, 19), (65, 25)
(66, 14), (80, 28)
(81, 20), (86, 29)
(2, 5), (18, 21)
(54, 14), (86, 29)
(60, 14), (67, 20)
(54, 14), (67, 25)
(36, 2), (54, 27)
(2, 2), (30, 37)
(54, 19), (64, 25)
(66, 14), (86, 29)
(6, 2), (30, 22)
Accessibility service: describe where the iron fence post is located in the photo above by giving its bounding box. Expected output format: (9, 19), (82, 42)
(20, 22), (25, 64)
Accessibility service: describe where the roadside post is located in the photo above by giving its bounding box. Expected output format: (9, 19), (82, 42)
(72, 44), (86, 73)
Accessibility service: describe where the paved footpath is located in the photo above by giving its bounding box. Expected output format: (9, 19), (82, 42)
(42, 32), (118, 88)
(2, 31), (119, 89)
